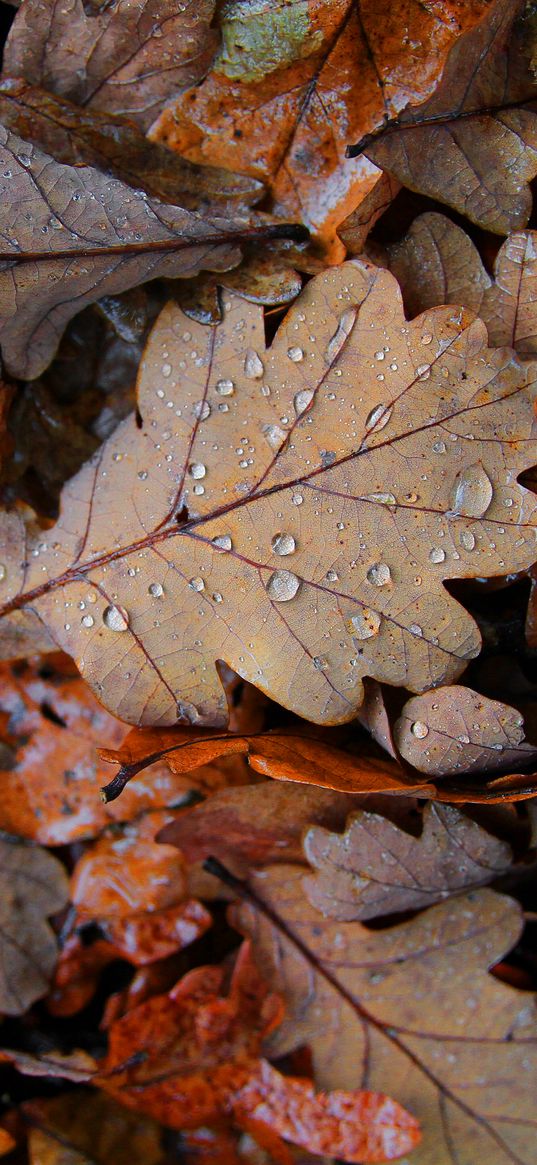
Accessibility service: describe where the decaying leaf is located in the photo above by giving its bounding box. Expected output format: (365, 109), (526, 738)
(1, 260), (537, 728)
(3, 0), (218, 132)
(387, 213), (537, 356)
(351, 0), (537, 234)
(0, 126), (297, 379)
(97, 942), (420, 1162)
(23, 1092), (165, 1165)
(150, 0), (491, 249)
(0, 834), (68, 1014)
(302, 801), (512, 920)
(395, 685), (537, 777)
(234, 870), (537, 1164)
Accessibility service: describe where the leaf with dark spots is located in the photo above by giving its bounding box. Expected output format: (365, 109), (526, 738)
(3, 0), (219, 132)
(1, 260), (536, 728)
(350, 0), (537, 234)
(0, 834), (68, 1014)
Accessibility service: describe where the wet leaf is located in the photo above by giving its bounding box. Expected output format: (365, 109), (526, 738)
(234, 871), (537, 1164)
(387, 213), (537, 356)
(4, 0), (218, 132)
(23, 1092), (165, 1165)
(1, 260), (537, 728)
(150, 0), (491, 250)
(302, 802), (512, 920)
(395, 685), (537, 777)
(0, 834), (68, 1014)
(351, 0), (537, 234)
(97, 942), (420, 1162)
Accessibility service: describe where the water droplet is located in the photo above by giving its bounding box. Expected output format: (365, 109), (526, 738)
(349, 609), (381, 639)
(294, 389), (314, 415)
(103, 604), (129, 632)
(432, 440), (446, 454)
(148, 582), (164, 597)
(409, 623), (423, 637)
(326, 569), (339, 582)
(193, 484), (205, 495)
(366, 562), (391, 587)
(411, 721), (429, 739)
(81, 614), (94, 628)
(189, 577), (205, 592)
(266, 569), (301, 601)
(429, 547), (445, 563)
(272, 532), (296, 556)
(313, 656), (328, 670)
(212, 535), (232, 550)
(458, 733), (470, 744)
(262, 423), (286, 451)
(244, 349), (264, 378)
(138, 470), (148, 480)
(421, 333), (433, 345)
(216, 378), (234, 395)
(364, 491), (396, 506)
(287, 346), (304, 362)
(416, 363), (430, 378)
(450, 463), (493, 518)
(326, 308), (356, 362)
(374, 350), (385, 361)
(189, 462), (206, 479)
(212, 592), (223, 603)
(162, 363), (172, 377)
(194, 400), (211, 421)
(460, 530), (476, 551)
(364, 403), (393, 434)
(292, 493), (304, 506)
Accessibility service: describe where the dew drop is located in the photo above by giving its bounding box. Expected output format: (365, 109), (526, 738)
(212, 592), (223, 603)
(433, 440), (446, 454)
(266, 569), (301, 601)
(292, 493), (303, 506)
(421, 333), (433, 345)
(366, 562), (391, 586)
(411, 720), (429, 739)
(162, 363), (172, 377)
(138, 470), (148, 480)
(313, 656), (328, 670)
(326, 308), (356, 362)
(194, 400), (211, 420)
(287, 346), (304, 362)
(294, 389), (314, 415)
(212, 535), (232, 551)
(460, 529), (476, 551)
(189, 462), (206, 479)
(272, 532), (296, 556)
(326, 569), (339, 583)
(365, 403), (393, 434)
(349, 609), (381, 639)
(450, 463), (493, 518)
(429, 547), (445, 563)
(148, 582), (164, 597)
(81, 614), (94, 628)
(216, 378), (234, 395)
(409, 623), (423, 637)
(416, 363), (430, 378)
(262, 423), (286, 451)
(189, 577), (205, 592)
(244, 349), (264, 378)
(365, 491), (396, 506)
(374, 350), (385, 361)
(103, 604), (129, 632)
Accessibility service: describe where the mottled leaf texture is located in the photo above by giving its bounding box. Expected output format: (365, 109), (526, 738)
(3, 0), (218, 132)
(0, 127), (274, 379)
(150, 0), (490, 249)
(1, 260), (537, 727)
(395, 685), (537, 777)
(352, 0), (537, 234)
(235, 873), (537, 1164)
(302, 802), (512, 920)
(0, 836), (68, 1014)
(387, 214), (537, 356)
(98, 943), (420, 1162)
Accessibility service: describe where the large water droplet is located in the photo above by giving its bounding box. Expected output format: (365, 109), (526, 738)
(349, 609), (381, 639)
(326, 308), (356, 362)
(266, 570), (301, 602)
(189, 462), (206, 479)
(287, 346), (304, 362)
(411, 720), (429, 739)
(262, 423), (286, 451)
(148, 582), (164, 597)
(81, 614), (94, 628)
(212, 535), (232, 551)
(460, 529), (476, 551)
(216, 378), (234, 395)
(294, 389), (314, 416)
(450, 463), (493, 518)
(189, 577), (205, 592)
(429, 547), (445, 564)
(365, 403), (393, 434)
(272, 532), (296, 556)
(364, 491), (396, 506)
(103, 604), (129, 632)
(366, 562), (391, 587)
(244, 349), (264, 379)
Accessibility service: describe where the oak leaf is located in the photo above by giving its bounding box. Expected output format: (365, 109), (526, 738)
(351, 0), (537, 234)
(234, 871), (537, 1164)
(2, 261), (537, 728)
(387, 213), (537, 357)
(3, 0), (218, 132)
(302, 801), (512, 920)
(149, 0), (491, 250)
(23, 1092), (165, 1165)
(0, 834), (68, 1014)
(97, 942), (420, 1162)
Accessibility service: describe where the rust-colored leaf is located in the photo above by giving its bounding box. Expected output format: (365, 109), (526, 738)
(150, 0), (491, 250)
(302, 801), (512, 920)
(4, 0), (218, 132)
(97, 942), (420, 1162)
(395, 685), (537, 777)
(23, 1092), (165, 1165)
(234, 870), (537, 1163)
(351, 0), (537, 233)
(0, 834), (68, 1014)
(1, 261), (537, 728)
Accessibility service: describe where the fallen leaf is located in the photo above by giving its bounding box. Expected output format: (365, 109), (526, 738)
(23, 1092), (165, 1165)
(98, 942), (420, 1162)
(356, 679), (398, 758)
(4, 0), (218, 132)
(150, 0), (491, 250)
(0, 1130), (15, 1157)
(302, 801), (512, 920)
(350, 0), (537, 233)
(0, 1047), (96, 1082)
(234, 870), (537, 1163)
(0, 834), (68, 1014)
(387, 213), (537, 356)
(395, 685), (537, 777)
(1, 260), (537, 727)
(337, 173), (400, 256)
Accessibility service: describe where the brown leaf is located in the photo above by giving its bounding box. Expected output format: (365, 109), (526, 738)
(23, 1092), (166, 1165)
(0, 834), (68, 1014)
(351, 0), (537, 233)
(234, 869), (537, 1163)
(387, 214), (537, 356)
(395, 684), (537, 777)
(0, 1047), (96, 1082)
(150, 0), (491, 250)
(1, 261), (537, 727)
(4, 0), (218, 132)
(302, 801), (512, 920)
(97, 942), (420, 1162)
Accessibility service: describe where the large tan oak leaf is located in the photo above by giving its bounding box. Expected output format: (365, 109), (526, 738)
(1, 260), (537, 727)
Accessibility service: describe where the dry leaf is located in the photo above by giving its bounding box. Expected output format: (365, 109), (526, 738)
(387, 213), (537, 356)
(23, 1092), (165, 1165)
(350, 0), (537, 233)
(302, 801), (512, 920)
(395, 685), (537, 777)
(4, 0), (218, 132)
(234, 871), (537, 1163)
(0, 1047), (96, 1082)
(97, 942), (420, 1162)
(1, 260), (537, 728)
(0, 834), (68, 1014)
(150, 0), (491, 250)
